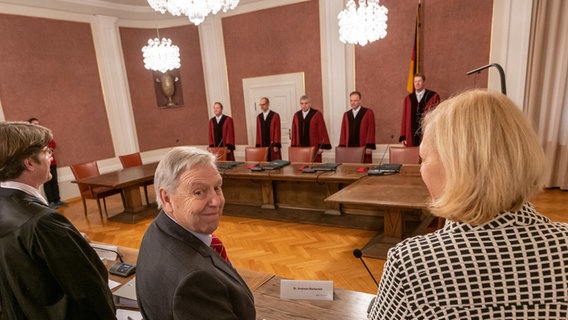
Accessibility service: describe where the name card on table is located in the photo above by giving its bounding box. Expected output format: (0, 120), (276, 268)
(280, 279), (334, 300)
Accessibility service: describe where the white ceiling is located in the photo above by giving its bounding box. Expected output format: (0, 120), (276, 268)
(0, 0), (264, 21)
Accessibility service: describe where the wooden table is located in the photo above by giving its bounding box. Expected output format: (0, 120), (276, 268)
(219, 162), (380, 230)
(325, 165), (432, 259)
(73, 163), (158, 223)
(109, 245), (374, 320)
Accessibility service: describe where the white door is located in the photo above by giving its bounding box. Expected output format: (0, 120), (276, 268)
(243, 72), (305, 160)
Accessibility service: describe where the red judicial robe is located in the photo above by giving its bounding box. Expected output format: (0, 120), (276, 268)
(255, 110), (282, 160)
(339, 106), (376, 163)
(400, 89), (440, 146)
(291, 108), (331, 163)
(208, 115), (235, 161)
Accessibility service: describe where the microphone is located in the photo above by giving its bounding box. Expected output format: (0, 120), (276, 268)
(353, 248), (378, 287)
(301, 135), (326, 173)
(91, 244), (124, 263)
(377, 135), (394, 166)
(368, 135), (394, 176)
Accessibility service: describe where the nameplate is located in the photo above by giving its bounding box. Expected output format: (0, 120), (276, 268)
(280, 279), (334, 300)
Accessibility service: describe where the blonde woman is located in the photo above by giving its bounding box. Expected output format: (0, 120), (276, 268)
(368, 90), (568, 319)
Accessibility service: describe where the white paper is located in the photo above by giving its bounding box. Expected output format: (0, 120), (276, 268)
(116, 309), (143, 320)
(280, 279), (334, 300)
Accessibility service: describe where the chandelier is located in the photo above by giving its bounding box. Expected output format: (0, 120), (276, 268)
(338, 0), (388, 46)
(142, 37), (181, 73)
(147, 0), (240, 25)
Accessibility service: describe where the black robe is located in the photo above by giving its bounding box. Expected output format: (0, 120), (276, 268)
(0, 187), (116, 320)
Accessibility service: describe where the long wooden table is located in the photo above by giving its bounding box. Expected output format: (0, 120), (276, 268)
(325, 165), (432, 259)
(109, 245), (375, 320)
(72, 163), (158, 223)
(219, 162), (382, 230)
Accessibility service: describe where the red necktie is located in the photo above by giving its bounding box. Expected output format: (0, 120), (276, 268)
(210, 234), (231, 264)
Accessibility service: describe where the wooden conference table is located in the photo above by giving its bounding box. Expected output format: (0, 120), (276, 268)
(325, 165), (431, 259)
(219, 162), (382, 230)
(109, 246), (375, 320)
(72, 162), (158, 223)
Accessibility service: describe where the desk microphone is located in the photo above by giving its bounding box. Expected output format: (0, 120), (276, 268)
(377, 135), (394, 166)
(93, 246), (136, 277)
(92, 245), (124, 263)
(301, 138), (325, 173)
(353, 248), (378, 287)
(368, 135), (393, 176)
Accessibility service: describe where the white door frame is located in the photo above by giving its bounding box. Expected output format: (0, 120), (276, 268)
(243, 72), (305, 160)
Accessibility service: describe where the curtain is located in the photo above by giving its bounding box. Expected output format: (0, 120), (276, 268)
(524, 0), (568, 189)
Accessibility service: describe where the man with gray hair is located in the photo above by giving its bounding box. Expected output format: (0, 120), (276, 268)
(0, 121), (116, 319)
(136, 146), (255, 319)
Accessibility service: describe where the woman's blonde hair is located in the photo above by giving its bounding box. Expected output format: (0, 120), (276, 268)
(421, 89), (545, 225)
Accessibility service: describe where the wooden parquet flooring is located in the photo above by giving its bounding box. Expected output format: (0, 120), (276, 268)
(58, 186), (567, 295)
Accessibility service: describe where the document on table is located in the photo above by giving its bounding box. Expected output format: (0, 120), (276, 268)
(116, 309), (142, 320)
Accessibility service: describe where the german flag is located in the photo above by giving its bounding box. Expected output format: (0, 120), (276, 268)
(407, 2), (421, 93)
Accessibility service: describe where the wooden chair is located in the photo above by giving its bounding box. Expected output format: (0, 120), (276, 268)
(207, 147), (228, 161)
(70, 161), (125, 220)
(119, 152), (153, 205)
(335, 146), (365, 163)
(288, 146), (317, 163)
(245, 147), (268, 162)
(389, 146), (421, 164)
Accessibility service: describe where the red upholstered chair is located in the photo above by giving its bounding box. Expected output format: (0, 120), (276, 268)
(245, 147), (268, 162)
(335, 146), (366, 163)
(70, 161), (125, 220)
(389, 146), (421, 164)
(288, 146), (317, 163)
(207, 147), (228, 161)
(119, 152), (153, 205)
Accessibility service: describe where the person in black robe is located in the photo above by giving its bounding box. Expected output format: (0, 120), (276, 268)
(0, 121), (116, 320)
(255, 97), (282, 160)
(290, 95), (332, 163)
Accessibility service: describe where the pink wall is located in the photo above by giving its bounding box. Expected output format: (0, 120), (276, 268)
(120, 25), (209, 151)
(0, 0), (493, 162)
(222, 0), (323, 144)
(355, 0), (493, 143)
(0, 14), (114, 166)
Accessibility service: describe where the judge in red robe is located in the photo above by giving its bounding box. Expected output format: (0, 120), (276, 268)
(339, 91), (376, 163)
(400, 73), (440, 146)
(255, 97), (282, 161)
(291, 95), (331, 163)
(208, 102), (235, 161)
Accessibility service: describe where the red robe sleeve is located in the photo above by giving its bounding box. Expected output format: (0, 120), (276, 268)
(360, 108), (376, 149)
(255, 115), (262, 147)
(222, 116), (235, 151)
(208, 118), (215, 147)
(338, 112), (349, 147)
(291, 113), (300, 146)
(269, 112), (282, 160)
(270, 112), (282, 147)
(424, 92), (441, 113)
(310, 111), (331, 149)
(400, 96), (412, 144)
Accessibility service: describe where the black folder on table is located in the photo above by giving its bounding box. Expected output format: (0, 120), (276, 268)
(310, 163), (340, 171)
(260, 160), (290, 170)
(216, 161), (243, 170)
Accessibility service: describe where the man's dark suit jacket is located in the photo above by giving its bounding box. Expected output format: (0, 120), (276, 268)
(136, 211), (255, 320)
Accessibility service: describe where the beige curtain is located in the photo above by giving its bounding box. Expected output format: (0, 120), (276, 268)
(524, 0), (568, 189)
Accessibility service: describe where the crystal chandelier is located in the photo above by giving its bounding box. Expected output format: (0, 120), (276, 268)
(338, 0), (388, 46)
(142, 37), (181, 73)
(147, 0), (240, 25)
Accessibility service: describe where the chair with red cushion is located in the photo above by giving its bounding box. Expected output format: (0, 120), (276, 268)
(70, 161), (125, 220)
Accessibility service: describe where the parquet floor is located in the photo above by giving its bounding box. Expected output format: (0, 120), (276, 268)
(58, 186), (567, 295)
